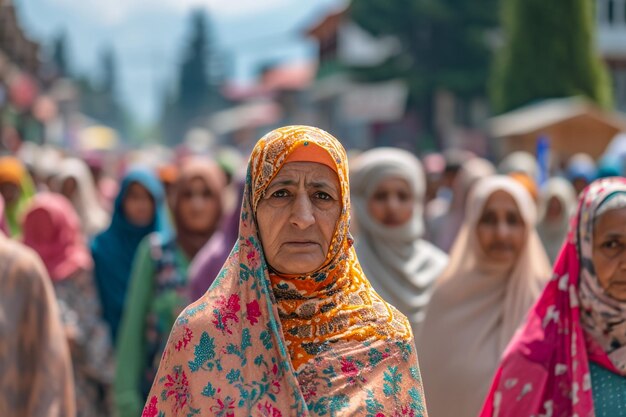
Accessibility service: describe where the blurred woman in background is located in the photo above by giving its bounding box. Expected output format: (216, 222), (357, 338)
(419, 176), (551, 417)
(54, 157), (110, 238)
(91, 169), (170, 343)
(22, 193), (114, 417)
(188, 176), (244, 302)
(567, 152), (597, 195)
(537, 177), (577, 263)
(0, 156), (36, 236)
(351, 147), (448, 336)
(430, 157), (496, 251)
(0, 225), (75, 417)
(114, 158), (225, 417)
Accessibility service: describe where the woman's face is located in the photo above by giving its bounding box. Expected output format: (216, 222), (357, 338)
(545, 196), (564, 222)
(177, 177), (220, 232)
(476, 190), (526, 263)
(592, 207), (626, 301)
(256, 161), (341, 275)
(122, 182), (155, 227)
(61, 177), (78, 201)
(367, 176), (415, 227)
(0, 182), (19, 205)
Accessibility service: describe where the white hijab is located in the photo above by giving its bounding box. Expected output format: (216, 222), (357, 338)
(537, 177), (577, 263)
(351, 148), (448, 337)
(418, 176), (551, 417)
(53, 158), (110, 237)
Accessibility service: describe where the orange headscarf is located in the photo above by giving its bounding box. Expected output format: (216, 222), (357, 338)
(0, 156), (27, 186)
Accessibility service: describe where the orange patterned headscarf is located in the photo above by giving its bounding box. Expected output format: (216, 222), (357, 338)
(142, 126), (427, 417)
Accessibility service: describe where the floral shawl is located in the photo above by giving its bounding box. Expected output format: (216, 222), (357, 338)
(142, 126), (427, 417)
(479, 177), (626, 417)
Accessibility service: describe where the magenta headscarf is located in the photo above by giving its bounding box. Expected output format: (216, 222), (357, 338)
(22, 193), (93, 281)
(0, 195), (8, 236)
(479, 177), (626, 417)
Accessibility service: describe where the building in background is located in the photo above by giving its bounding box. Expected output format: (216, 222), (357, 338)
(597, 0), (626, 112)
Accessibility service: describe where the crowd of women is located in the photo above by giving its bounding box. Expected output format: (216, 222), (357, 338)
(0, 125), (624, 417)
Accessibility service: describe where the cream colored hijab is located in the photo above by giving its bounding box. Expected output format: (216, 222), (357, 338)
(351, 148), (448, 337)
(53, 158), (110, 237)
(537, 177), (577, 263)
(418, 175), (551, 417)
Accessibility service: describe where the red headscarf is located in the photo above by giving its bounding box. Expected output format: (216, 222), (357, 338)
(22, 193), (93, 281)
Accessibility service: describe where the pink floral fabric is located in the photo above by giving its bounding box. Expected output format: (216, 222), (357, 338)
(479, 177), (626, 417)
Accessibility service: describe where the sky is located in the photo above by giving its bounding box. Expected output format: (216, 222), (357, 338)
(16, 0), (345, 123)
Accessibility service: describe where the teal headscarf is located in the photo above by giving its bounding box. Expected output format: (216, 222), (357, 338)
(91, 169), (171, 342)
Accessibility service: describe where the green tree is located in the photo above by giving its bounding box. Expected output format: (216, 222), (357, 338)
(351, 0), (499, 131)
(492, 0), (612, 113)
(101, 46), (117, 94)
(52, 31), (71, 77)
(177, 10), (219, 132)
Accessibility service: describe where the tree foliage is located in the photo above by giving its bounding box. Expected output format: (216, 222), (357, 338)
(492, 0), (612, 113)
(161, 9), (224, 144)
(351, 0), (499, 101)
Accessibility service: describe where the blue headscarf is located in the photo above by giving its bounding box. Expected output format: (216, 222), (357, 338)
(91, 169), (171, 342)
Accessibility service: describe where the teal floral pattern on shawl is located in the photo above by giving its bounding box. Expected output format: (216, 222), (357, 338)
(142, 126), (427, 417)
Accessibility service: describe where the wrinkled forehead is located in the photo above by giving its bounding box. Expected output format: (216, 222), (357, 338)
(576, 178), (626, 245)
(249, 126), (348, 211)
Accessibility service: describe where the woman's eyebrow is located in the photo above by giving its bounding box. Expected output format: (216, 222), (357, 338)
(598, 232), (625, 240)
(308, 180), (335, 189)
(267, 179), (297, 188)
(268, 178), (336, 190)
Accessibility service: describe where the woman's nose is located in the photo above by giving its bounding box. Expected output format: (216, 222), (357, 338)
(290, 192), (315, 229)
(496, 221), (510, 238)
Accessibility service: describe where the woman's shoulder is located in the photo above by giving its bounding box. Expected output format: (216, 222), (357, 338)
(0, 238), (45, 276)
(0, 238), (51, 295)
(418, 239), (448, 260)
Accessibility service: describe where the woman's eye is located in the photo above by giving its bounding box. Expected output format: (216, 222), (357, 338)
(271, 190), (289, 198)
(602, 240), (621, 250)
(480, 214), (496, 225)
(507, 214), (521, 226)
(315, 191), (332, 200)
(373, 192), (387, 201)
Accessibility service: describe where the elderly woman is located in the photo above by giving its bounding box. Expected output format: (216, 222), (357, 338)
(115, 158), (226, 417)
(418, 176), (551, 417)
(141, 126), (427, 416)
(351, 148), (448, 337)
(479, 177), (626, 417)
(22, 193), (114, 417)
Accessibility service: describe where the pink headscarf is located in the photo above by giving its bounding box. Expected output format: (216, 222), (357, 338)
(0, 196), (8, 236)
(22, 193), (93, 281)
(479, 177), (626, 417)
